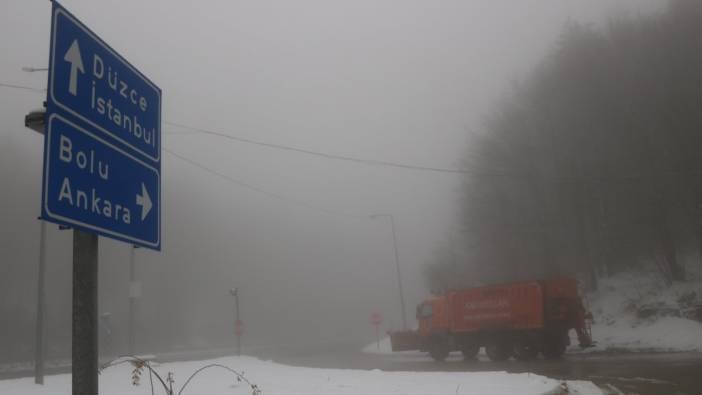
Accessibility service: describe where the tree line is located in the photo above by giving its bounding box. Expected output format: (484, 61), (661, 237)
(426, 0), (702, 292)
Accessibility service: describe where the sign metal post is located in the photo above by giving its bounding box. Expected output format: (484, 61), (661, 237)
(71, 230), (99, 395)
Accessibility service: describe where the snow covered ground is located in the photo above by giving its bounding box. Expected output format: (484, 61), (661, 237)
(580, 272), (702, 353)
(579, 316), (702, 353)
(0, 355), (602, 395)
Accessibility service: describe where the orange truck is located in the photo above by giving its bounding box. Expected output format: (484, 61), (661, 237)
(389, 277), (593, 361)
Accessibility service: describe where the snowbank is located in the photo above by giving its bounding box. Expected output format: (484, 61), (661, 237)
(0, 355), (602, 395)
(581, 272), (702, 353)
(586, 316), (702, 352)
(361, 336), (397, 355)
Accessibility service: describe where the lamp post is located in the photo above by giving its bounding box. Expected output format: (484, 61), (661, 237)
(34, 219), (47, 384)
(370, 214), (408, 330)
(23, 65), (49, 385)
(25, 64), (48, 382)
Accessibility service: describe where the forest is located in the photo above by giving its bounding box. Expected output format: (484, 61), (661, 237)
(425, 0), (702, 291)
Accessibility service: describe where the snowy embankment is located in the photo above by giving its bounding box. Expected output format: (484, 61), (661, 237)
(362, 336), (401, 355)
(580, 272), (702, 353)
(0, 355), (602, 395)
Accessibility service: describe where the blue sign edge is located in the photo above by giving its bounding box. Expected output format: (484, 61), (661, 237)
(43, 0), (162, 250)
(48, 0), (162, 163)
(41, 112), (162, 251)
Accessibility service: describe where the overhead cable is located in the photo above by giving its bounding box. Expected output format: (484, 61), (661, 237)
(163, 147), (364, 219)
(165, 121), (469, 175)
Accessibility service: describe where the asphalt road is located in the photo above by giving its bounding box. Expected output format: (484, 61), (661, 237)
(4, 345), (701, 394)
(255, 347), (702, 395)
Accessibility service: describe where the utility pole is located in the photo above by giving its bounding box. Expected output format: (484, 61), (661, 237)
(229, 288), (241, 356)
(34, 219), (47, 384)
(370, 214), (408, 330)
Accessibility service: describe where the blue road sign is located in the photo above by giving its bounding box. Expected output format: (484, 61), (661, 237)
(42, 115), (160, 248)
(43, 1), (161, 250)
(48, 1), (161, 162)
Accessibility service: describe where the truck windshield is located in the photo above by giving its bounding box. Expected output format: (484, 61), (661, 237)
(420, 303), (433, 318)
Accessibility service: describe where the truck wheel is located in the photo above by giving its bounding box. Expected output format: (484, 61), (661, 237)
(513, 340), (538, 361)
(486, 342), (510, 361)
(541, 338), (566, 359)
(429, 343), (449, 362)
(461, 343), (479, 361)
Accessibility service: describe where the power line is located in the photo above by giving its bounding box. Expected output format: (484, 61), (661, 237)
(3, 80), (505, 176)
(2, 80), (474, 175)
(8, 80), (695, 182)
(165, 121), (471, 175)
(0, 81), (402, 217)
(163, 147), (364, 219)
(0, 82), (45, 93)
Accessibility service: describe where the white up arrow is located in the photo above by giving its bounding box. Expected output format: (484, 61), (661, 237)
(63, 39), (84, 96)
(136, 183), (153, 221)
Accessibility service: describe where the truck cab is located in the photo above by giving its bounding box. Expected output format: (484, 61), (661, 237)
(417, 297), (448, 337)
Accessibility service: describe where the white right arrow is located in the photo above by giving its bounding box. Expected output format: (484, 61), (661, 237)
(63, 39), (84, 96)
(136, 183), (153, 221)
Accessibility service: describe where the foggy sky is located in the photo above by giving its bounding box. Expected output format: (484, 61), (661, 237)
(1, 0), (662, 353)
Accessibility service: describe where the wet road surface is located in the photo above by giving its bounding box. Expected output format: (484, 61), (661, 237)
(256, 347), (702, 395)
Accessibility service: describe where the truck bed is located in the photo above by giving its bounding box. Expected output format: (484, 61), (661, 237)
(448, 281), (544, 332)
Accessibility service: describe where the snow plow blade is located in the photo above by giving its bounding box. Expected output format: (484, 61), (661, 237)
(388, 330), (422, 351)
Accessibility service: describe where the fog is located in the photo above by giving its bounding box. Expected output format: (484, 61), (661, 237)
(1, 0), (662, 362)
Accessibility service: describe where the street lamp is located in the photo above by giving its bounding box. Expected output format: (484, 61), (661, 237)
(369, 214), (408, 330)
(24, 64), (49, 385)
(21, 66), (48, 72)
